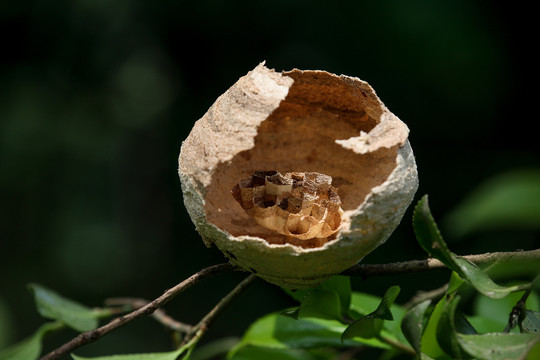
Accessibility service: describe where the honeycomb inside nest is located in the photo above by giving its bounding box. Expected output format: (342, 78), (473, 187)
(232, 171), (343, 241)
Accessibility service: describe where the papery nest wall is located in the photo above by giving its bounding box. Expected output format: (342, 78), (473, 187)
(205, 68), (402, 248)
(179, 63), (418, 288)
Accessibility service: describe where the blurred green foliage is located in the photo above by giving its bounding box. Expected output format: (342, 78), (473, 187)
(1, 0), (538, 357)
(443, 169), (540, 238)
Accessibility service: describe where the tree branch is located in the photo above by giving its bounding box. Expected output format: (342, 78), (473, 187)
(181, 274), (257, 348)
(39, 248), (539, 359)
(104, 297), (193, 333)
(341, 249), (540, 277)
(39, 263), (236, 360)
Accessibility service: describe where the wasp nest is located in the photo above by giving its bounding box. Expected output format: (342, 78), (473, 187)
(232, 171), (343, 243)
(179, 63), (418, 288)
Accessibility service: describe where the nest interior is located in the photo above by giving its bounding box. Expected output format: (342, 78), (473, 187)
(204, 70), (399, 248)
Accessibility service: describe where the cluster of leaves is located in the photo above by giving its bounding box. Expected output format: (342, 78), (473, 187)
(1, 191), (539, 360)
(0, 283), (105, 360)
(228, 196), (540, 360)
(228, 278), (407, 359)
(0, 283), (195, 360)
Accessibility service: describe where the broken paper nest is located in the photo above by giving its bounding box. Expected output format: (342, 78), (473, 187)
(178, 62), (419, 288)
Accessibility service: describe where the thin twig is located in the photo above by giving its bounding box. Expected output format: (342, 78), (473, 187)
(104, 297), (193, 333)
(342, 249), (540, 277)
(379, 335), (416, 355)
(504, 288), (532, 333)
(39, 263), (236, 360)
(403, 283), (449, 310)
(181, 274), (257, 347)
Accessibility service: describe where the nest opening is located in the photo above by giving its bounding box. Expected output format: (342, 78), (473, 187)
(204, 70), (399, 248)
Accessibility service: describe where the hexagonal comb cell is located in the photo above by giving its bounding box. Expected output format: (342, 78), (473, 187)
(232, 171), (343, 240)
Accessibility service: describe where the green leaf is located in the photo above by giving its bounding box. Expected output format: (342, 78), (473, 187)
(521, 334), (540, 360)
(453, 257), (527, 299)
(436, 294), (476, 359)
(367, 286), (401, 321)
(349, 291), (408, 345)
(447, 271), (466, 293)
(475, 290), (540, 317)
(457, 333), (537, 360)
(320, 276), (351, 317)
(521, 311), (540, 334)
(466, 316), (509, 334)
(401, 300), (431, 355)
(282, 276), (351, 320)
(71, 349), (184, 360)
(297, 289), (342, 321)
(471, 290), (540, 333)
(413, 195), (455, 266)
(0, 322), (63, 360)
(341, 318), (384, 340)
(421, 296), (451, 359)
(190, 337), (239, 360)
(228, 311), (390, 358)
(476, 290), (540, 316)
(29, 283), (99, 332)
(228, 345), (331, 360)
(350, 292), (384, 315)
(443, 169), (540, 238)
(342, 286), (400, 341)
(413, 195), (528, 299)
(479, 257), (540, 283)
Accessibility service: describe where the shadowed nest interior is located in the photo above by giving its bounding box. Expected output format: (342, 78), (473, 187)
(205, 70), (399, 248)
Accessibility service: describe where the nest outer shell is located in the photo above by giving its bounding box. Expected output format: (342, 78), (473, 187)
(179, 63), (419, 289)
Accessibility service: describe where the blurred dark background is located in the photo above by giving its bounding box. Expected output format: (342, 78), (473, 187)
(1, 0), (538, 357)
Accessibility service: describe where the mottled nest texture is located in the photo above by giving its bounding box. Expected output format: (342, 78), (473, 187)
(179, 63), (418, 288)
(232, 170), (344, 244)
